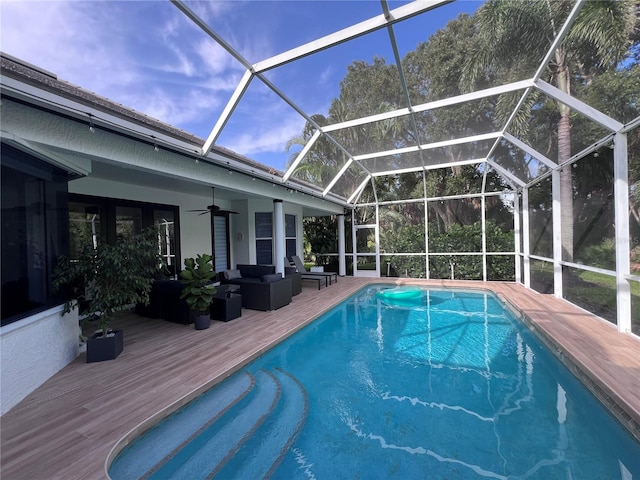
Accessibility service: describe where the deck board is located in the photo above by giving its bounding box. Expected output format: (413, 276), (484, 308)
(1, 278), (639, 479)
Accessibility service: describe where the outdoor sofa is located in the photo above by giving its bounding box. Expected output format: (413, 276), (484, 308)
(222, 264), (293, 311)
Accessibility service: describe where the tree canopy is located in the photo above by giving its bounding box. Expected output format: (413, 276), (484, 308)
(288, 0), (640, 275)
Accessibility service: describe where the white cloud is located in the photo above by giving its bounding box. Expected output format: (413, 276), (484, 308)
(196, 39), (240, 76)
(223, 109), (305, 156)
(0, 0), (308, 167)
(319, 65), (334, 86)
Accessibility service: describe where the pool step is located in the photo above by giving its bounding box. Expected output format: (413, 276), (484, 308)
(110, 369), (308, 480)
(213, 368), (309, 479)
(147, 370), (280, 479)
(108, 372), (253, 480)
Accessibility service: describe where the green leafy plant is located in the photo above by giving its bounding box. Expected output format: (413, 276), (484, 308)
(53, 227), (162, 338)
(179, 254), (217, 315)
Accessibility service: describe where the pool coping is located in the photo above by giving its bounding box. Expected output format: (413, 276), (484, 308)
(494, 292), (640, 444)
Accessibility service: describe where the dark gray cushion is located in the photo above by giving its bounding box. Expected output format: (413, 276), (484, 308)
(237, 264), (275, 278)
(261, 273), (282, 283)
(224, 269), (242, 280)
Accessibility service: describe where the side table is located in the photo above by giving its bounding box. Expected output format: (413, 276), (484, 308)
(210, 292), (242, 322)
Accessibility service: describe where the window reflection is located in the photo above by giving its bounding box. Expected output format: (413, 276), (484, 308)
(154, 210), (176, 274)
(1, 144), (69, 325)
(116, 206), (143, 241)
(69, 202), (101, 259)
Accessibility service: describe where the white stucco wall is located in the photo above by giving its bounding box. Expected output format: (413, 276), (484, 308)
(0, 306), (79, 415)
(70, 177), (215, 263)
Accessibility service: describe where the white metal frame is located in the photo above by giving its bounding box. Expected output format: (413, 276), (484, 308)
(168, 0), (637, 333)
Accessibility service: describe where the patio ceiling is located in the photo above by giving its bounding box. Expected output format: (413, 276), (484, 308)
(169, 0), (634, 205)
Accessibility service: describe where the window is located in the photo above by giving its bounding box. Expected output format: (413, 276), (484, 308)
(69, 194), (180, 276)
(1, 144), (70, 325)
(69, 200), (101, 259)
(116, 206), (143, 241)
(155, 210), (177, 273)
(285, 214), (297, 259)
(255, 212), (273, 265)
(213, 214), (229, 272)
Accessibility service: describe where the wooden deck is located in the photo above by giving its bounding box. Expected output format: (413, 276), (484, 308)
(1, 278), (639, 479)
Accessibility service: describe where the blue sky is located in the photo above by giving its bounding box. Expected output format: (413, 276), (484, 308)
(1, 0), (482, 170)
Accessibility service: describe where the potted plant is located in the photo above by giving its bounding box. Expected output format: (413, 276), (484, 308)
(179, 254), (217, 330)
(53, 228), (161, 362)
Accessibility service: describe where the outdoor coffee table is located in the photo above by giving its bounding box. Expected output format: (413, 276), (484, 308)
(210, 291), (242, 322)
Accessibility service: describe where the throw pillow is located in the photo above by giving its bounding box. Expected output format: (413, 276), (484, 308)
(224, 269), (242, 280)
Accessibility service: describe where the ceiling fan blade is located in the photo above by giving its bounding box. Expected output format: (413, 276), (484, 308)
(187, 187), (235, 215)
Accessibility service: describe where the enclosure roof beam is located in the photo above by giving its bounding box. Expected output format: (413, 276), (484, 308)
(503, 132), (557, 170)
(253, 0), (452, 73)
(202, 70), (253, 156)
(323, 80), (533, 133)
(347, 175), (372, 205)
(371, 158), (485, 177)
(486, 159), (525, 188)
(352, 132), (501, 163)
(171, 0), (253, 71)
(283, 129), (322, 182)
(533, 0), (586, 82)
(535, 79), (623, 132)
(323, 158), (354, 197)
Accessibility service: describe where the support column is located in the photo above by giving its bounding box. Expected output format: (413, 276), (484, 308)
(351, 209), (357, 275)
(552, 168), (563, 298)
(522, 187), (531, 288)
(338, 213), (346, 276)
(481, 194), (487, 281)
(273, 199), (284, 275)
(613, 133), (631, 332)
(513, 192), (521, 284)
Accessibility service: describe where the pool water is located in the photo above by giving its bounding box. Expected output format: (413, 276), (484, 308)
(110, 286), (640, 479)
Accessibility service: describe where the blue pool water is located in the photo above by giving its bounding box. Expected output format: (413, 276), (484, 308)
(110, 286), (640, 479)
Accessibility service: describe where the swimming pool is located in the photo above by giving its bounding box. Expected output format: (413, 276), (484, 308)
(109, 285), (640, 479)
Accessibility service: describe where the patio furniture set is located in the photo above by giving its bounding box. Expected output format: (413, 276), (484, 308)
(136, 258), (336, 325)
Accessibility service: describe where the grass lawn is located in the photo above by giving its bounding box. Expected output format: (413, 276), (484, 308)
(527, 261), (639, 335)
(566, 270), (640, 335)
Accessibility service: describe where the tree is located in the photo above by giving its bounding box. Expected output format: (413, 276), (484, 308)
(462, 0), (638, 261)
(404, 14), (512, 230)
(53, 228), (162, 338)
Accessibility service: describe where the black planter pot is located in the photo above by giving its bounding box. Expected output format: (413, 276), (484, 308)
(86, 329), (124, 363)
(193, 313), (210, 330)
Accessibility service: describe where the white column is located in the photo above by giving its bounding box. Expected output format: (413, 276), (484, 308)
(613, 133), (631, 332)
(338, 214), (346, 276)
(351, 209), (357, 274)
(481, 194), (487, 281)
(552, 169), (563, 298)
(273, 199), (285, 275)
(514, 192), (522, 284)
(522, 187), (531, 288)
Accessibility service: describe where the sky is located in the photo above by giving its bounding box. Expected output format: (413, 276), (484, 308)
(0, 0), (482, 171)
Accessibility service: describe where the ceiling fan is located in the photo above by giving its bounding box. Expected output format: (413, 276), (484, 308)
(187, 187), (239, 215)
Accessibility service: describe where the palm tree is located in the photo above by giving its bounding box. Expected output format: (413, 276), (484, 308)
(462, 0), (637, 261)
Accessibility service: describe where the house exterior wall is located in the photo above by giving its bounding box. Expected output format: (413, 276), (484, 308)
(70, 177), (216, 263)
(0, 306), (79, 415)
(0, 92), (343, 414)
